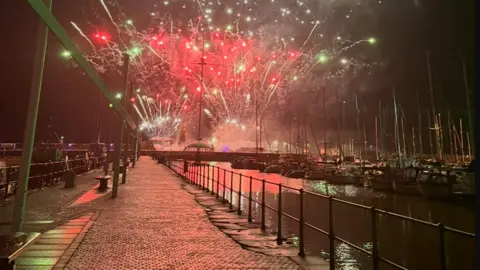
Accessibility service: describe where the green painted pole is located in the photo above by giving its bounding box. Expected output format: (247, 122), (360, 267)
(132, 133), (138, 167)
(112, 53), (129, 198)
(121, 82), (132, 184)
(12, 0), (52, 232)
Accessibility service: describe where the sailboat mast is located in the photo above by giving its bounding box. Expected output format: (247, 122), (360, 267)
(460, 119), (465, 163)
(363, 124), (368, 161)
(426, 51), (441, 159)
(355, 94), (362, 162)
(401, 116), (407, 158)
(393, 88), (403, 168)
(461, 57), (475, 157)
(375, 116), (379, 160)
(297, 111), (300, 155)
(466, 132), (472, 162)
(323, 86), (327, 156)
(289, 121), (292, 154)
(378, 102), (384, 159)
(304, 110), (308, 157)
(438, 114), (444, 161)
(255, 91), (258, 155)
(310, 124), (321, 156)
(412, 126), (417, 157)
(416, 91), (424, 157)
(427, 109), (434, 156)
(341, 101), (346, 158)
(447, 112), (454, 163)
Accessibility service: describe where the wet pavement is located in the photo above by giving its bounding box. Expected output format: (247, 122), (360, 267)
(0, 168), (105, 235)
(57, 157), (303, 269)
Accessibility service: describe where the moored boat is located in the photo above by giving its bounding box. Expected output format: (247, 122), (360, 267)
(264, 165), (282, 174)
(304, 169), (326, 180)
(392, 181), (422, 196)
(370, 175), (393, 191)
(231, 156), (246, 169)
(326, 174), (363, 185)
(417, 172), (454, 200)
(286, 170), (306, 179)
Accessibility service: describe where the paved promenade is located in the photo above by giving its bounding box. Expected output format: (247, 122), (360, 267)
(0, 168), (103, 235)
(53, 158), (301, 269)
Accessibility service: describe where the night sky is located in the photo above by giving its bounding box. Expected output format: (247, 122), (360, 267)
(0, 0), (474, 143)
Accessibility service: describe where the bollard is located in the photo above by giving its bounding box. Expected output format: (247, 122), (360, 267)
(248, 176), (253, 222)
(216, 166), (220, 198)
(261, 179), (266, 230)
(328, 196), (335, 270)
(438, 223), (447, 270)
(371, 207), (379, 270)
(223, 169), (226, 201)
(237, 174), (242, 215)
(276, 184), (283, 245)
(229, 172), (233, 209)
(298, 189), (305, 257)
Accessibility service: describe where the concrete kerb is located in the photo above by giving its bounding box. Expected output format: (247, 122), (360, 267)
(163, 162), (329, 270)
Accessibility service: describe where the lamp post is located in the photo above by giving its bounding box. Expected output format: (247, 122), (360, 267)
(193, 32), (206, 164)
(12, 0), (52, 232)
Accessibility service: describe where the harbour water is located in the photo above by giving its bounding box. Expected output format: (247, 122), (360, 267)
(180, 161), (475, 270)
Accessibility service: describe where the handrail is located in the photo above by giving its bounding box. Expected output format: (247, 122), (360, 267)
(1, 156), (107, 200)
(163, 159), (474, 270)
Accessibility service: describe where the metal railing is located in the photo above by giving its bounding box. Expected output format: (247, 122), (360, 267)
(165, 160), (475, 270)
(1, 156), (106, 200)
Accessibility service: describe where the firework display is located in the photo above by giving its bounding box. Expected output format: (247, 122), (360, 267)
(65, 0), (378, 140)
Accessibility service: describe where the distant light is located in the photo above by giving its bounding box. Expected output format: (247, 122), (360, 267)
(368, 37), (377, 44)
(61, 50), (72, 59)
(317, 53), (328, 64)
(126, 19), (133, 25)
(340, 58), (348, 65)
(115, 93), (122, 99)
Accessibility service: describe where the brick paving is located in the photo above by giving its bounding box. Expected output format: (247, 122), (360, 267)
(65, 157), (302, 269)
(15, 213), (97, 270)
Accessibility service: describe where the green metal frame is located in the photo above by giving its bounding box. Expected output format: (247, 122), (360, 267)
(28, 0), (136, 130)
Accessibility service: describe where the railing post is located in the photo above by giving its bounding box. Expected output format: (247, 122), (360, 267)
(371, 207), (379, 270)
(237, 174), (242, 215)
(328, 196), (335, 270)
(438, 223), (447, 270)
(276, 183), (283, 245)
(298, 188), (305, 257)
(248, 176), (253, 222)
(207, 164), (210, 192)
(261, 179), (266, 230)
(196, 164), (199, 185)
(202, 164), (206, 190)
(183, 160), (188, 174)
(222, 169), (226, 202)
(216, 166), (220, 198)
(229, 172), (233, 209)
(210, 165), (214, 195)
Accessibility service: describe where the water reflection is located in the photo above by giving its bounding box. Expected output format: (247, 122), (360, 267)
(180, 162), (474, 270)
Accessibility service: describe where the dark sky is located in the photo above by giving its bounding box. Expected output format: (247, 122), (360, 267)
(0, 0), (474, 143)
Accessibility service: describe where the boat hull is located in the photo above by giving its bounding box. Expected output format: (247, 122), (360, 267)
(392, 181), (422, 196)
(419, 184), (452, 200)
(370, 180), (393, 191)
(326, 175), (363, 186)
